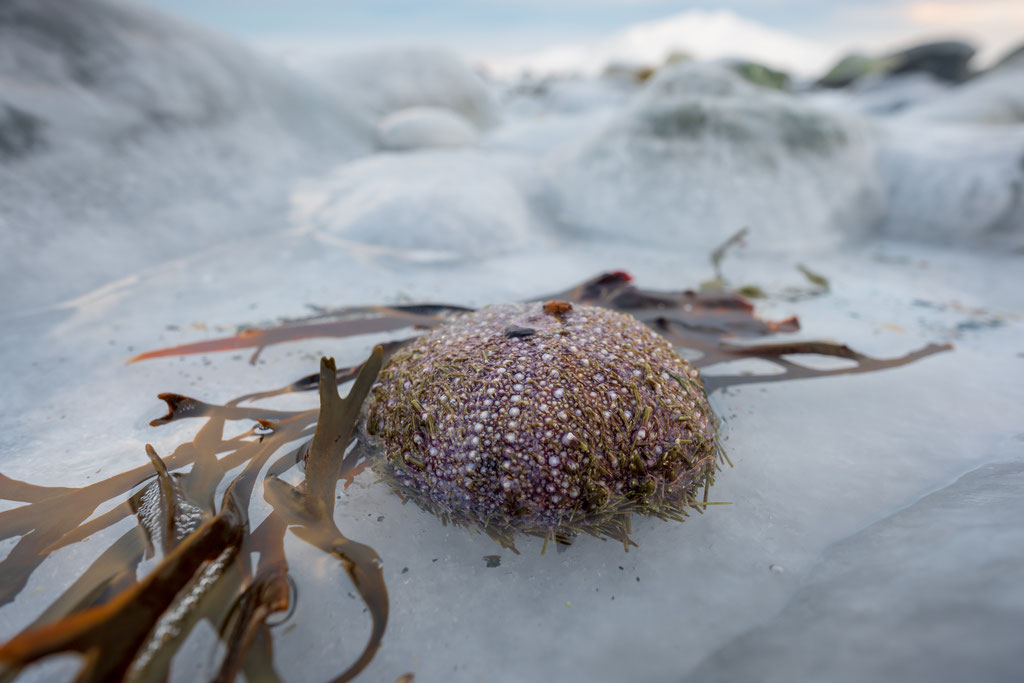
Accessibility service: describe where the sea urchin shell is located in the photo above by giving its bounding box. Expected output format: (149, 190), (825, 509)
(363, 301), (720, 548)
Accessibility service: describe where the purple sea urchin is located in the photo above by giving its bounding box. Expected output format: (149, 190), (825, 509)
(364, 301), (720, 549)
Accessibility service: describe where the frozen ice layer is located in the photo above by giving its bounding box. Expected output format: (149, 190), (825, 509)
(684, 458), (1024, 683)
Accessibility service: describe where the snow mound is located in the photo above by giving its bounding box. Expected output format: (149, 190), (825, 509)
(290, 151), (535, 259)
(314, 48), (500, 129)
(549, 62), (883, 251)
(0, 0), (373, 312)
(378, 106), (479, 150)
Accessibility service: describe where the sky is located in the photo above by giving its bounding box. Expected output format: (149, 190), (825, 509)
(142, 0), (1024, 69)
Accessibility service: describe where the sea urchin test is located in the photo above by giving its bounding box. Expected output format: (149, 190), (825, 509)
(364, 301), (720, 548)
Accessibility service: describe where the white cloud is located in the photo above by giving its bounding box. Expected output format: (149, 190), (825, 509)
(822, 1), (1024, 66)
(907, 0), (1024, 25)
(903, 2), (1024, 63)
(477, 9), (838, 78)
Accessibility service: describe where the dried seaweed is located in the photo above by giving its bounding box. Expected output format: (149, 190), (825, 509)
(130, 307), (465, 365)
(0, 272), (951, 682)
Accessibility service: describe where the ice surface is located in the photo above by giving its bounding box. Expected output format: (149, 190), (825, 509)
(685, 457), (1024, 683)
(1, 4), (1023, 683)
(2, 237), (1021, 683)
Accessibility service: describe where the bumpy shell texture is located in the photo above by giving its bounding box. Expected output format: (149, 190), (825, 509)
(363, 301), (719, 548)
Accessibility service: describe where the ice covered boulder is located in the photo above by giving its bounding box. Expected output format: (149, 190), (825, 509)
(0, 0), (373, 312)
(549, 62), (883, 251)
(877, 121), (1024, 244)
(314, 48), (500, 130)
(897, 59), (1024, 125)
(803, 72), (949, 118)
(990, 41), (1024, 73)
(377, 106), (480, 150)
(843, 73), (949, 116)
(0, 0), (369, 156)
(290, 151), (535, 259)
(872, 39), (1024, 244)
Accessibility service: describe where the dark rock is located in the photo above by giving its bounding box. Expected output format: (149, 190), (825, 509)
(0, 0), (373, 311)
(888, 40), (976, 83)
(818, 41), (976, 88)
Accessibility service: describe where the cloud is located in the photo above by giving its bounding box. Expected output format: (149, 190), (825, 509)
(818, 1), (1022, 67)
(476, 9), (837, 78)
(903, 1), (1024, 62)
(907, 1), (1024, 25)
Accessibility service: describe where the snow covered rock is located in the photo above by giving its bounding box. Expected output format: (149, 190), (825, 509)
(377, 106), (480, 150)
(290, 151), (535, 259)
(897, 61), (1024, 125)
(314, 48), (500, 130)
(990, 41), (1024, 73)
(0, 0), (373, 312)
(550, 62), (883, 250)
(822, 73), (951, 116)
(877, 122), (1024, 244)
(0, 0), (370, 156)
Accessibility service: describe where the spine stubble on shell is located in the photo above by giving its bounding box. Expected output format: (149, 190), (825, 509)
(363, 301), (720, 546)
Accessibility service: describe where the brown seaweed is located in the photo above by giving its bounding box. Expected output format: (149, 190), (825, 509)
(0, 272), (951, 682)
(0, 352), (385, 683)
